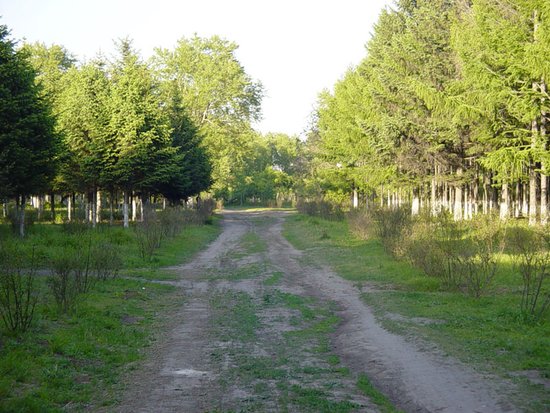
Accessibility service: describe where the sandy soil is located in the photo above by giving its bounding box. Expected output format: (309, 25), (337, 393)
(116, 210), (516, 413)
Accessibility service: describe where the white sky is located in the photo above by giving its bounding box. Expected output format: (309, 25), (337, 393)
(0, 0), (393, 137)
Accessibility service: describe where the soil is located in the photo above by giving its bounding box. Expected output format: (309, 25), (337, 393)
(116, 210), (517, 413)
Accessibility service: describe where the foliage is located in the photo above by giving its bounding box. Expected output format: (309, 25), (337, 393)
(508, 224), (550, 322)
(296, 199), (344, 221)
(134, 210), (164, 262)
(0, 26), (56, 235)
(0, 242), (38, 333)
(369, 207), (412, 257)
(49, 242), (93, 312)
(154, 35), (262, 198)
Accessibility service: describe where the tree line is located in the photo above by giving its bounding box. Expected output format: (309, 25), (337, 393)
(0, 25), (284, 235)
(305, 0), (549, 225)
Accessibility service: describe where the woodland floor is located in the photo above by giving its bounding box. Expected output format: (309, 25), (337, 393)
(112, 210), (519, 413)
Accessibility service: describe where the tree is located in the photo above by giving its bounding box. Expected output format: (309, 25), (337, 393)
(21, 42), (75, 221)
(56, 59), (112, 225)
(0, 25), (56, 236)
(109, 39), (177, 226)
(153, 35), (263, 199)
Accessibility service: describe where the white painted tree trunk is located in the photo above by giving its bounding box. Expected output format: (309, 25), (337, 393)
(68, 195), (72, 222)
(352, 188), (359, 209)
(541, 80), (548, 224)
(529, 167), (538, 226)
(522, 182), (529, 217)
(96, 190), (102, 225)
(19, 195), (26, 237)
(411, 188), (420, 215)
(131, 193), (137, 222)
(542, 174), (548, 225)
(500, 182), (510, 220)
(123, 191), (129, 228)
(454, 168), (463, 221)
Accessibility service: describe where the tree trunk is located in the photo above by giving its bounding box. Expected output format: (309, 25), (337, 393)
(123, 191), (129, 228)
(542, 174), (548, 225)
(431, 167), (437, 216)
(131, 193), (137, 222)
(90, 191), (97, 228)
(109, 191), (115, 226)
(522, 181), (529, 217)
(500, 182), (510, 220)
(49, 193), (55, 223)
(541, 79), (548, 224)
(529, 166), (538, 226)
(352, 188), (359, 209)
(96, 190), (102, 225)
(67, 194), (72, 222)
(2, 200), (7, 218)
(19, 195), (26, 237)
(411, 187), (420, 215)
(454, 168), (463, 221)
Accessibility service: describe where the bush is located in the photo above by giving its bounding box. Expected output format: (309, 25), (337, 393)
(370, 206), (411, 257)
(158, 207), (186, 238)
(0, 242), (39, 333)
(7, 209), (36, 235)
(404, 212), (504, 296)
(508, 224), (550, 322)
(49, 242), (94, 313)
(90, 242), (122, 281)
(135, 209), (163, 262)
(458, 214), (505, 298)
(347, 209), (376, 240)
(296, 199), (344, 221)
(61, 219), (88, 235)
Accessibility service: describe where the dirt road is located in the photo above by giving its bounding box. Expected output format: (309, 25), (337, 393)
(117, 210), (515, 413)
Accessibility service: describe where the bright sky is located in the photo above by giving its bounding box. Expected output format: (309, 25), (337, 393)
(0, 0), (393, 137)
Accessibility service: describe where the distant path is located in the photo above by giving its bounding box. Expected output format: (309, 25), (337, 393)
(116, 210), (515, 413)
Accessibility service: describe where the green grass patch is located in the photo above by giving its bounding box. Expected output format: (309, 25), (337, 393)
(0, 278), (179, 412)
(238, 230), (267, 255)
(263, 271), (284, 286)
(357, 374), (402, 413)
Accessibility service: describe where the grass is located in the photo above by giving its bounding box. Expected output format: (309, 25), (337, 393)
(0, 214), (221, 411)
(283, 213), (550, 412)
(207, 258), (391, 412)
(357, 374), (402, 413)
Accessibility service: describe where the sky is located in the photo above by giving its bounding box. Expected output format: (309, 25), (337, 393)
(0, 0), (393, 137)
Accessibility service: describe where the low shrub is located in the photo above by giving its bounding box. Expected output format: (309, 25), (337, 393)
(135, 210), (163, 262)
(508, 224), (550, 322)
(49, 244), (94, 313)
(0, 242), (39, 333)
(90, 242), (122, 281)
(296, 199), (344, 221)
(370, 206), (411, 257)
(347, 209), (376, 240)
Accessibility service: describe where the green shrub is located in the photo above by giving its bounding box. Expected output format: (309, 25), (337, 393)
(90, 242), (122, 281)
(49, 243), (94, 313)
(370, 206), (411, 257)
(347, 209), (376, 240)
(0, 242), (39, 333)
(508, 224), (550, 322)
(134, 210), (163, 262)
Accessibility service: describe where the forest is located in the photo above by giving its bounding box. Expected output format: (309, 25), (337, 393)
(2, 0), (549, 230)
(0, 0), (550, 411)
